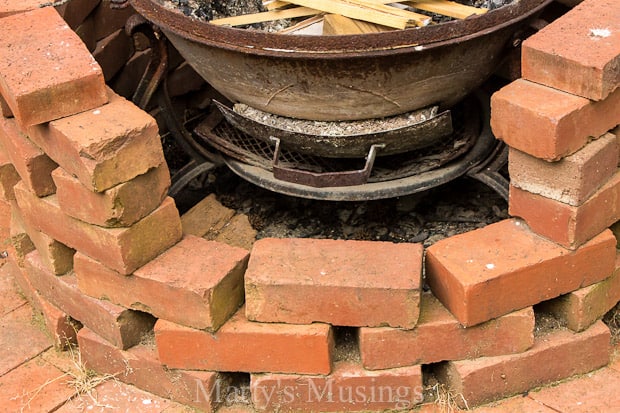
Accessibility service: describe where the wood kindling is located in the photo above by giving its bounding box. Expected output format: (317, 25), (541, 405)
(405, 0), (487, 19)
(323, 13), (392, 34)
(209, 6), (320, 26)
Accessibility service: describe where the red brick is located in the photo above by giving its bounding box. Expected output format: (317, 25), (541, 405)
(92, 0), (136, 40)
(435, 321), (611, 408)
(76, 236), (248, 330)
(509, 170), (620, 249)
(0, 0), (53, 17)
(522, 0), (620, 101)
(0, 258), (26, 316)
(56, 380), (173, 412)
(53, 164), (170, 228)
(0, 198), (10, 248)
(0, 305), (51, 375)
(0, 143), (20, 201)
(359, 293), (535, 370)
(7, 258), (78, 349)
(426, 219), (616, 327)
(9, 202), (35, 264)
(491, 79), (620, 160)
(471, 395), (556, 412)
(0, 7), (108, 128)
(509, 133), (619, 206)
(15, 182), (182, 274)
(78, 327), (225, 412)
(74, 14), (97, 52)
(530, 368), (620, 412)
(0, 357), (76, 412)
(155, 307), (334, 374)
(246, 238), (422, 329)
(93, 28), (134, 82)
(24, 250), (155, 349)
(55, 0), (100, 29)
(0, 118), (57, 197)
(251, 362), (423, 412)
(538, 255), (620, 332)
(16, 201), (75, 274)
(28, 89), (165, 192)
(110, 49), (152, 99)
(167, 62), (207, 98)
(181, 193), (235, 237)
(0, 94), (12, 117)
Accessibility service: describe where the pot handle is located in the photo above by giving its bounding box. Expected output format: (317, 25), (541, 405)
(270, 138), (384, 188)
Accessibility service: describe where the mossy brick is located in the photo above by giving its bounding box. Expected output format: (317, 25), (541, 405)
(434, 321), (611, 408)
(251, 362), (423, 412)
(509, 170), (620, 249)
(537, 255), (620, 332)
(52, 164), (170, 228)
(28, 89), (165, 193)
(154, 307), (334, 374)
(0, 118), (57, 197)
(24, 250), (155, 349)
(426, 219), (616, 327)
(0, 7), (107, 128)
(509, 133), (619, 207)
(78, 327), (225, 412)
(359, 293), (535, 370)
(14, 181), (182, 275)
(75, 236), (249, 331)
(522, 0), (620, 101)
(245, 238), (423, 329)
(0, 142), (21, 201)
(491, 79), (620, 161)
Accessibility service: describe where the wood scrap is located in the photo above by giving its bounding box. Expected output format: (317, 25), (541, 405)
(406, 0), (487, 19)
(210, 6), (320, 26)
(323, 14), (392, 34)
(278, 14), (325, 34)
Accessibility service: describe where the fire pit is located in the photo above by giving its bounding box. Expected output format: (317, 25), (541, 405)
(127, 0), (552, 200)
(130, 0), (550, 120)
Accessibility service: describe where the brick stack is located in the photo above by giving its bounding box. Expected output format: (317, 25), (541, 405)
(0, 0), (618, 412)
(425, 0), (620, 407)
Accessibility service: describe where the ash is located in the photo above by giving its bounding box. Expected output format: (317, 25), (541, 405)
(179, 166), (508, 247)
(162, 0), (516, 30)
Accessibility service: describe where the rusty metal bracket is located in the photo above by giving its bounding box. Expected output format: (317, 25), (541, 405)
(271, 137), (385, 188)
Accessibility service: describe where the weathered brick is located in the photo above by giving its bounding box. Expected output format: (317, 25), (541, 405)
(92, 0), (135, 41)
(246, 238), (422, 329)
(9, 202), (35, 264)
(76, 236), (248, 330)
(251, 362), (423, 412)
(28, 89), (165, 192)
(78, 327), (225, 412)
(0, 258), (26, 316)
(15, 182), (182, 274)
(0, 7), (108, 128)
(110, 49), (151, 100)
(52, 164), (170, 228)
(181, 193), (235, 237)
(359, 293), (535, 370)
(0, 357), (76, 412)
(93, 28), (133, 82)
(509, 133), (619, 206)
(10, 258), (79, 348)
(54, 0), (100, 29)
(0, 305), (52, 376)
(74, 14), (97, 52)
(0, 118), (57, 197)
(0, 94), (12, 117)
(24, 250), (155, 349)
(213, 213), (257, 251)
(20, 218), (75, 275)
(426, 219), (616, 327)
(0, 142), (20, 201)
(155, 308), (334, 374)
(434, 321), (611, 408)
(167, 62), (207, 98)
(0, 0), (53, 17)
(0, 198), (10, 248)
(522, 0), (620, 101)
(509, 170), (620, 249)
(537, 255), (620, 332)
(491, 79), (620, 160)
